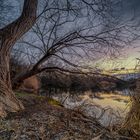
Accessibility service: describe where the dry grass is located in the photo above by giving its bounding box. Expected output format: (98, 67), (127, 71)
(123, 89), (140, 139)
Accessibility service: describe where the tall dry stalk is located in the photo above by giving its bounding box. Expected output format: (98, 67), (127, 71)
(124, 80), (140, 138)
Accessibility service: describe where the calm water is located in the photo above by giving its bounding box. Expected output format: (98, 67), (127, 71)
(52, 90), (131, 126)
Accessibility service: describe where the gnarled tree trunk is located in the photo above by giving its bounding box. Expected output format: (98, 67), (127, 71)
(0, 0), (38, 117)
(0, 51), (24, 117)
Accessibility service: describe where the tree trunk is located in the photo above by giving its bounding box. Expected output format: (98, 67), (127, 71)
(0, 52), (24, 117)
(0, 0), (38, 117)
(12, 69), (39, 90)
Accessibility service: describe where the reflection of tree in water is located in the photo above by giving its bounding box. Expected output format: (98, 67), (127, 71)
(40, 71), (127, 98)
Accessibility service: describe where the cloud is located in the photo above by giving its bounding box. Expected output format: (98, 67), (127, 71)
(122, 0), (140, 21)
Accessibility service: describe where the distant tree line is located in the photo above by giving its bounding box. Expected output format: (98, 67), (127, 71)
(10, 56), (128, 96)
(40, 71), (126, 95)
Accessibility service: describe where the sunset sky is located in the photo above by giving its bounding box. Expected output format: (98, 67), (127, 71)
(120, 0), (140, 69)
(99, 0), (140, 70)
(99, 44), (140, 70)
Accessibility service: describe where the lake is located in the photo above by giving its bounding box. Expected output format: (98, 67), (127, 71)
(52, 90), (131, 126)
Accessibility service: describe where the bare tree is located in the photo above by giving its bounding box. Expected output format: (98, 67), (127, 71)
(0, 0), (38, 117)
(12, 0), (135, 90)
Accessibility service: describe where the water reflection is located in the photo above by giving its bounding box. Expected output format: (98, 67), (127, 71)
(52, 90), (131, 126)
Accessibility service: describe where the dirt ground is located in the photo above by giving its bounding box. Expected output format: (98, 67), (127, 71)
(0, 93), (135, 140)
